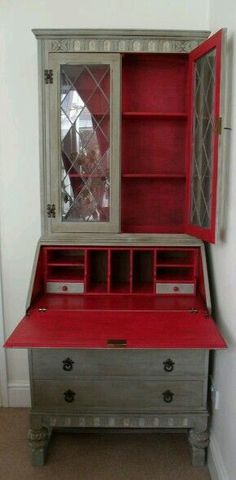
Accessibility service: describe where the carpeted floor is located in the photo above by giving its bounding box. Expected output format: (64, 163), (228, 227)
(0, 408), (211, 480)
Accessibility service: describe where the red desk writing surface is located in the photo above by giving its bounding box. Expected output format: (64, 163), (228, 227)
(4, 309), (226, 349)
(32, 293), (207, 312)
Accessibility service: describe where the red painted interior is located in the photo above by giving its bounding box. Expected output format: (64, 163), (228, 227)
(121, 53), (188, 234)
(4, 245), (227, 349)
(122, 178), (186, 233)
(35, 246), (201, 296)
(31, 293), (207, 312)
(122, 54), (188, 113)
(4, 309), (226, 349)
(120, 40), (222, 240)
(122, 117), (187, 175)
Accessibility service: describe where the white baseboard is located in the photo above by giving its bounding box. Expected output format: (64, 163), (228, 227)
(8, 383), (31, 407)
(208, 433), (229, 480)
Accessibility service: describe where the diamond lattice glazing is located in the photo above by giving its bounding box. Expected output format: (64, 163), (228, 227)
(60, 64), (110, 222)
(191, 49), (216, 229)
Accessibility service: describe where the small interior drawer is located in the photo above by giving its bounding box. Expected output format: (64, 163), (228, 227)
(156, 283), (195, 295)
(46, 282), (84, 294)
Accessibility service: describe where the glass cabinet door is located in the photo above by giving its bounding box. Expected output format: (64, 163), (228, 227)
(48, 53), (120, 233)
(186, 29), (224, 243)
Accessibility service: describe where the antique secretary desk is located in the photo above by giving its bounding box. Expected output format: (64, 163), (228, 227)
(5, 29), (227, 466)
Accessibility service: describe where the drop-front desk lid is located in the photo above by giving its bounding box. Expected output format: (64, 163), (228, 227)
(4, 308), (226, 349)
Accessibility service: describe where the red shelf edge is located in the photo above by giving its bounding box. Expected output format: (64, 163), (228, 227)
(122, 173), (186, 179)
(122, 112), (188, 118)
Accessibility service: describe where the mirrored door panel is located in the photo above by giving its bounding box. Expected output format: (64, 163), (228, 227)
(49, 53), (120, 233)
(191, 49), (216, 230)
(186, 29), (224, 243)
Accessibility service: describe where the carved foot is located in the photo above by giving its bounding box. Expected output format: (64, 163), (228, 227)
(28, 426), (50, 466)
(188, 429), (209, 466)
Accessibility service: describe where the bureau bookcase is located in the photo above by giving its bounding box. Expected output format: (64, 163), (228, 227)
(5, 29), (227, 467)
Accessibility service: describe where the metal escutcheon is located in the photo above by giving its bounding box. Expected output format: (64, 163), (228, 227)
(62, 358), (74, 372)
(163, 358), (175, 372)
(162, 390), (174, 403)
(64, 389), (75, 403)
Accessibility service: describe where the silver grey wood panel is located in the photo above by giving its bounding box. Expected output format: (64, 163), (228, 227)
(156, 283), (195, 294)
(32, 378), (206, 412)
(31, 349), (208, 379)
(48, 52), (121, 235)
(46, 282), (84, 294)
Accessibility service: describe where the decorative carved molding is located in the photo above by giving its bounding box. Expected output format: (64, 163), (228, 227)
(188, 429), (209, 449)
(50, 37), (200, 54)
(33, 413), (208, 429)
(28, 427), (49, 450)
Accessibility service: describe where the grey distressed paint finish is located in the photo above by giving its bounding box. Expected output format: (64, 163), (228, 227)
(29, 29), (215, 467)
(33, 28), (210, 238)
(28, 346), (210, 467)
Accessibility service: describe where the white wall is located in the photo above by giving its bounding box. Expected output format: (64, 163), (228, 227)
(207, 2), (236, 480)
(2, 1), (236, 478)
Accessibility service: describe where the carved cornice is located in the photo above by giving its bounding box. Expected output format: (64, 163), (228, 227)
(33, 29), (210, 54)
(49, 37), (200, 54)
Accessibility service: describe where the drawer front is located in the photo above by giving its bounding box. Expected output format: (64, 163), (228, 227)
(32, 378), (206, 412)
(156, 283), (195, 295)
(31, 349), (208, 379)
(46, 282), (84, 294)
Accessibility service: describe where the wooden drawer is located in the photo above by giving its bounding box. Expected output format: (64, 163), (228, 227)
(32, 378), (207, 412)
(156, 283), (195, 295)
(31, 349), (208, 379)
(46, 282), (84, 294)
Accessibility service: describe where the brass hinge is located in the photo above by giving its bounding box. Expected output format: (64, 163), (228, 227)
(47, 204), (56, 218)
(213, 117), (222, 135)
(107, 339), (127, 348)
(190, 308), (199, 314)
(44, 69), (53, 84)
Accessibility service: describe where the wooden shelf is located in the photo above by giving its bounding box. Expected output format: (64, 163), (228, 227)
(156, 263), (194, 268)
(47, 276), (85, 283)
(110, 283), (131, 294)
(43, 246), (199, 295)
(31, 293), (207, 311)
(47, 262), (85, 267)
(86, 284), (108, 294)
(122, 111), (187, 119)
(122, 173), (186, 179)
(132, 283), (154, 294)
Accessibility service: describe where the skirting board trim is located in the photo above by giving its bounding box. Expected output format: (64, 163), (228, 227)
(8, 383), (31, 408)
(208, 433), (229, 480)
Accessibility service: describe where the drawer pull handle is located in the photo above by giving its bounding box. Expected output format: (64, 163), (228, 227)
(64, 389), (75, 403)
(107, 339), (127, 348)
(163, 359), (175, 372)
(162, 390), (174, 403)
(62, 358), (74, 372)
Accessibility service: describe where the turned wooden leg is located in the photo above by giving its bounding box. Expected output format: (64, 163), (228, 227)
(28, 426), (50, 466)
(188, 428), (209, 466)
